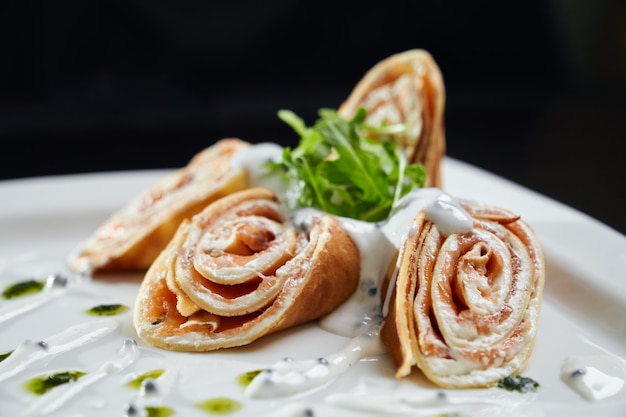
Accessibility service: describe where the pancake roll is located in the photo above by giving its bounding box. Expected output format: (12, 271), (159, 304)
(380, 202), (545, 388)
(133, 187), (361, 351)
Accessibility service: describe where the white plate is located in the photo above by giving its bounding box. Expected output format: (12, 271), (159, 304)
(0, 157), (625, 417)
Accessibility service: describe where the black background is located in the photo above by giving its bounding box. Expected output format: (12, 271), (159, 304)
(2, 1), (625, 234)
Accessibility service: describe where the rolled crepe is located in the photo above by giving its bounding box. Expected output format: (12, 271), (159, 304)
(133, 187), (361, 351)
(68, 138), (251, 274)
(380, 203), (545, 388)
(338, 49), (446, 188)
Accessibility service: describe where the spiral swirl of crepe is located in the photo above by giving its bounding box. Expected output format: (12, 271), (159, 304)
(380, 202), (545, 388)
(338, 49), (446, 188)
(67, 138), (251, 274)
(133, 187), (361, 351)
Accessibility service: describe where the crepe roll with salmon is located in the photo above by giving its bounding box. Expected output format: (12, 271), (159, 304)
(67, 138), (251, 274)
(133, 187), (361, 351)
(380, 202), (545, 388)
(338, 49), (446, 187)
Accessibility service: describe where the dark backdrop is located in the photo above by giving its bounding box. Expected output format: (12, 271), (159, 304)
(2, 1), (625, 234)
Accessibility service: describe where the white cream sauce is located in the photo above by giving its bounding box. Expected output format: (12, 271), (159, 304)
(290, 209), (396, 338)
(324, 388), (536, 416)
(0, 318), (119, 383)
(382, 187), (472, 245)
(258, 402), (315, 417)
(561, 355), (626, 401)
(244, 327), (383, 399)
(24, 338), (140, 416)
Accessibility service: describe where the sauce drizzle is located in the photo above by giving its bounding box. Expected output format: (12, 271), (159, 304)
(561, 355), (626, 401)
(244, 327), (384, 398)
(25, 338), (139, 416)
(0, 273), (69, 325)
(0, 318), (119, 383)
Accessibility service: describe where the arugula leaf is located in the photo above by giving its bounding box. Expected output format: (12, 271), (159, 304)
(271, 108), (426, 222)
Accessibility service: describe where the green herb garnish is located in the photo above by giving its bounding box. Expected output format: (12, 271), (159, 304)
(126, 369), (165, 389)
(2, 279), (45, 299)
(497, 375), (540, 393)
(145, 406), (175, 417)
(0, 350), (13, 363)
(236, 369), (264, 388)
(86, 303), (129, 316)
(271, 108), (425, 222)
(196, 397), (242, 415)
(24, 370), (86, 395)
